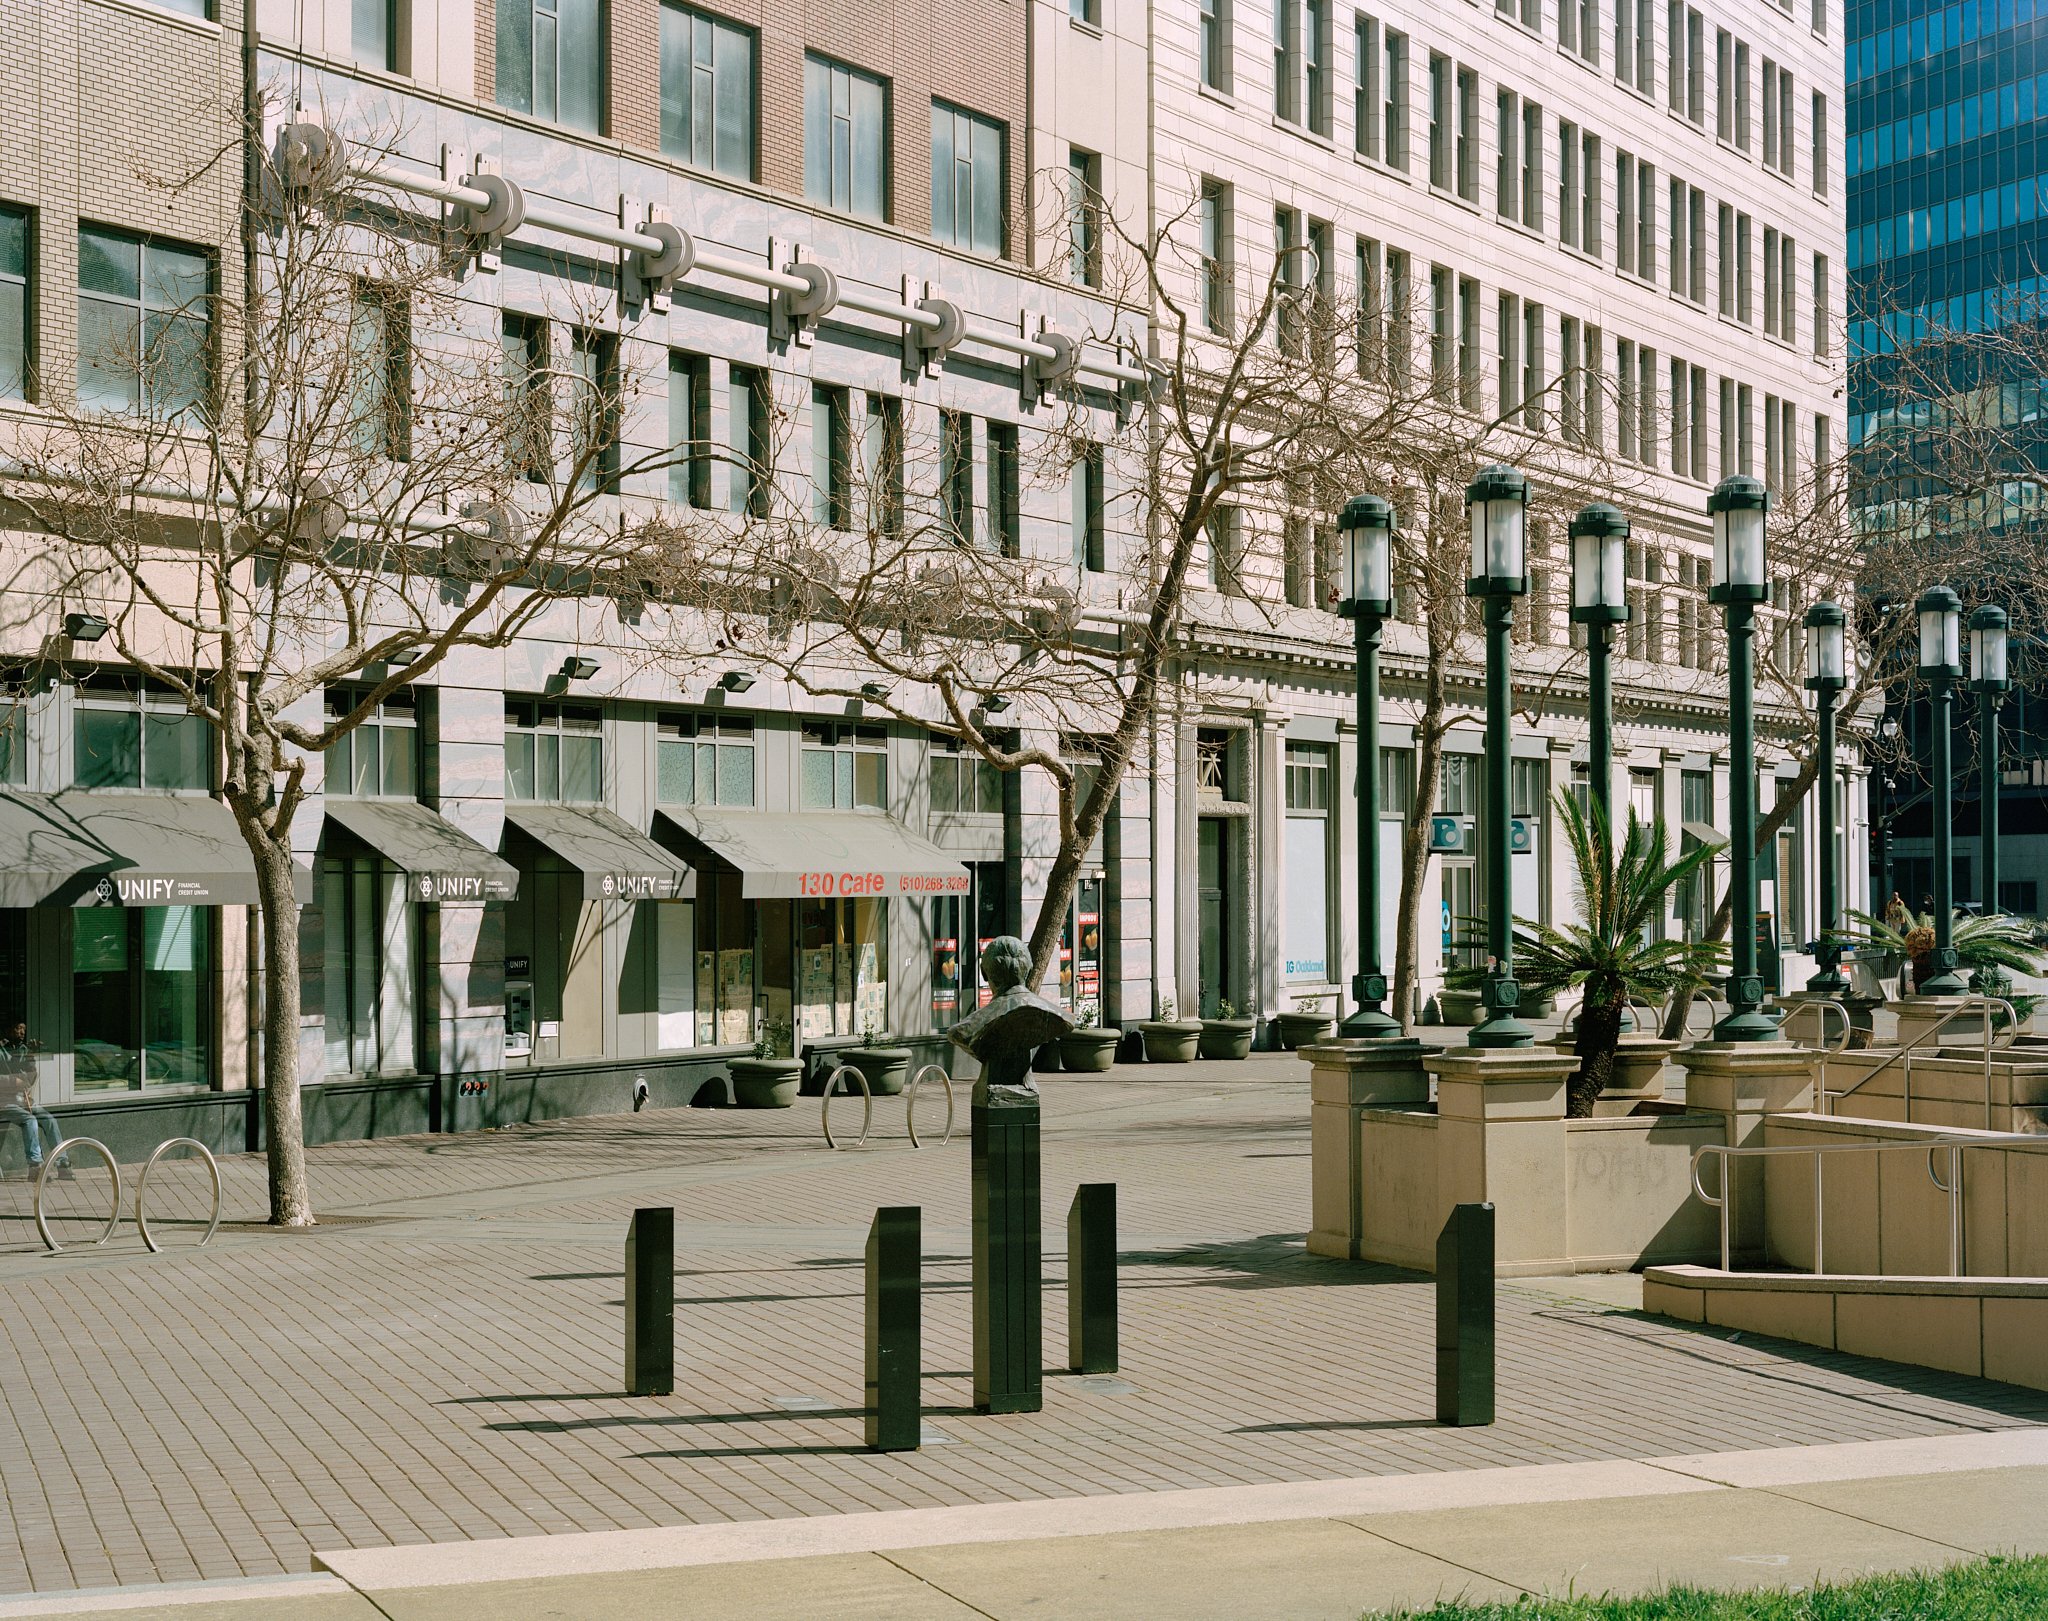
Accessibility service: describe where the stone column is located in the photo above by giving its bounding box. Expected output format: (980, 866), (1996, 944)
(1678, 1040), (1817, 1264)
(1425, 1046), (1580, 1275)
(1305, 1038), (1437, 1259)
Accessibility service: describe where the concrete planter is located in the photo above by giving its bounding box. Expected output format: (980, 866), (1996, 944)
(840, 1046), (913, 1095)
(1198, 1018), (1256, 1060)
(1140, 1021), (1203, 1063)
(1057, 1028), (1121, 1072)
(1273, 1010), (1335, 1050)
(1548, 1034), (1681, 1115)
(1437, 988), (1486, 1026)
(730, 1057), (803, 1109)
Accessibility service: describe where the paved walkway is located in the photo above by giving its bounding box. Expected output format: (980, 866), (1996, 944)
(0, 1055), (2040, 1601)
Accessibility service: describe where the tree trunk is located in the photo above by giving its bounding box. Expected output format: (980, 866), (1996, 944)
(1571, 988), (1625, 1117)
(247, 822), (315, 1226)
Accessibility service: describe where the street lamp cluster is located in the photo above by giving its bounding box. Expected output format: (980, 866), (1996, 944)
(1336, 466), (1867, 1048)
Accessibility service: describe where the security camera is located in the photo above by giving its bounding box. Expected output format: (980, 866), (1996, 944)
(633, 1077), (649, 1113)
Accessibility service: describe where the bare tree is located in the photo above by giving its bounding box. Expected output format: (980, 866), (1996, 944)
(0, 111), (697, 1223)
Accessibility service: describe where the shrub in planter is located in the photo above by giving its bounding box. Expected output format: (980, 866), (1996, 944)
(1058, 999), (1120, 1072)
(1198, 998), (1255, 1059)
(1273, 1000), (1334, 1050)
(1140, 999), (1203, 1063)
(839, 1029), (913, 1095)
(732, 1020), (801, 1108)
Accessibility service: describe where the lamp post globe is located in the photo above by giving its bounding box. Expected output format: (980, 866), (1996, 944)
(1337, 494), (1401, 1039)
(1569, 502), (1631, 823)
(1803, 600), (1849, 996)
(1970, 603), (2010, 925)
(1707, 475), (1776, 1040)
(1916, 587), (1967, 995)
(1464, 466), (1532, 1049)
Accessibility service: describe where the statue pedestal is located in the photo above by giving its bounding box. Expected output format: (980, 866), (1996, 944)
(972, 1093), (1042, 1414)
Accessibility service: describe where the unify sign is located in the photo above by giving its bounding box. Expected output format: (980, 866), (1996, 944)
(92, 875), (213, 905)
(598, 873), (681, 899)
(412, 873), (517, 902)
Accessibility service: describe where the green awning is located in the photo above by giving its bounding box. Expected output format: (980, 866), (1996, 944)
(503, 804), (689, 900)
(657, 808), (968, 900)
(324, 799), (519, 902)
(0, 790), (313, 907)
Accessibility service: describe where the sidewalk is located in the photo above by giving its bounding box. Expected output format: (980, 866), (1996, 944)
(5, 1431), (2044, 1618)
(0, 1057), (2041, 1601)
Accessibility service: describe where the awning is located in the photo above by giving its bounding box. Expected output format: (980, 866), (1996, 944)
(0, 789), (313, 907)
(1682, 821), (1725, 847)
(657, 807), (968, 900)
(325, 799), (520, 903)
(503, 804), (689, 900)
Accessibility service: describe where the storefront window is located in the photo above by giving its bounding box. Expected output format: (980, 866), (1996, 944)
(1510, 758), (1547, 818)
(0, 699), (24, 786)
(930, 735), (1001, 813)
(1378, 746), (1413, 815)
(73, 677), (209, 790)
(694, 871), (756, 1045)
(801, 723), (887, 810)
(658, 712), (755, 806)
(502, 853), (602, 1060)
(322, 854), (417, 1076)
(71, 906), (212, 1090)
(324, 688), (420, 798)
(1284, 742), (1331, 981)
(793, 896), (887, 1038)
(1438, 753), (1478, 815)
(505, 700), (602, 802)
(934, 860), (1008, 1024)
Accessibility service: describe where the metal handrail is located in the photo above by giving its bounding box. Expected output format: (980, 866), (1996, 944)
(1773, 998), (1853, 1055)
(1668, 987), (1719, 1040)
(1822, 995), (2018, 1129)
(1689, 1135), (2048, 1277)
(1556, 994), (1658, 1038)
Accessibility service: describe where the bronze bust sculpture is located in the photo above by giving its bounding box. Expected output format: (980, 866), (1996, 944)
(946, 936), (1075, 1104)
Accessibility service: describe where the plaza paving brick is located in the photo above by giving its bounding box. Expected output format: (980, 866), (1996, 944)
(0, 1059), (2041, 1594)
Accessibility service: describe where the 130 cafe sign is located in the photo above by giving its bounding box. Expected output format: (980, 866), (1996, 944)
(794, 870), (970, 897)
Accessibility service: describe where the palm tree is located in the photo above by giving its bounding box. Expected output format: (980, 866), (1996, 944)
(1510, 792), (1728, 1116)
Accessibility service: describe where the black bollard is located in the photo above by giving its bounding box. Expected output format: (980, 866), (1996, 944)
(972, 1092), (1042, 1413)
(625, 1207), (675, 1396)
(866, 1205), (922, 1451)
(1435, 1202), (1495, 1427)
(1067, 1183), (1117, 1374)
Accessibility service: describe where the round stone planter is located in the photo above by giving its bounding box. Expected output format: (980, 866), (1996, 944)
(730, 1056), (803, 1109)
(1139, 1020), (1203, 1063)
(1057, 1028), (1121, 1072)
(1198, 1017), (1256, 1060)
(1273, 1011), (1334, 1050)
(1437, 988), (1486, 1027)
(839, 1045), (913, 1096)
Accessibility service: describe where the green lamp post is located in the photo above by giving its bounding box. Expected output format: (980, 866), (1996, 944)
(1337, 494), (1402, 1038)
(1708, 475), (1778, 1041)
(1465, 465), (1533, 1049)
(1916, 586), (1967, 996)
(1569, 503), (1631, 819)
(1802, 601), (1848, 997)
(1969, 604), (2009, 918)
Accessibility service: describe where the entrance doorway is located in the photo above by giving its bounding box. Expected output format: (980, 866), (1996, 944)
(1197, 818), (1233, 1017)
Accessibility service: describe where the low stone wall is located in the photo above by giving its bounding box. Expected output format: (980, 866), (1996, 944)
(1815, 1048), (2048, 1134)
(1645, 1264), (2048, 1391)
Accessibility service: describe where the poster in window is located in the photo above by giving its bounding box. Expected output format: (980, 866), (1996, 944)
(976, 936), (996, 1005)
(800, 947), (835, 1039)
(931, 935), (959, 1020)
(855, 939), (884, 1034)
(1284, 815), (1329, 979)
(718, 948), (753, 1044)
(696, 950), (715, 1044)
(1076, 910), (1100, 1000)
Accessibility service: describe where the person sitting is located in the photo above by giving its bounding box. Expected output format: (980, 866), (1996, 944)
(0, 1022), (61, 1179)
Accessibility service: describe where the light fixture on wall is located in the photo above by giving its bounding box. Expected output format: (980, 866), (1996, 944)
(980, 694), (1011, 713)
(860, 681), (891, 701)
(63, 613), (109, 643)
(718, 670), (755, 693)
(560, 654), (601, 680)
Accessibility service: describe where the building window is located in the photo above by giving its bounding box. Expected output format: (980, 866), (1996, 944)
(324, 689), (419, 799)
(811, 383), (851, 529)
(1763, 227), (1781, 336)
(986, 420), (1018, 557)
(1734, 40), (1752, 151)
(669, 351), (711, 508)
(658, 713), (754, 805)
(1736, 212), (1753, 322)
(1455, 66), (1478, 201)
(495, 0), (603, 131)
(802, 722), (887, 810)
(729, 363), (771, 518)
(73, 676), (209, 791)
(1439, 753), (1477, 815)
(940, 410), (975, 544)
(1457, 274), (1479, 410)
(1207, 504), (1243, 594)
(505, 701), (602, 803)
(1275, 204), (1305, 353)
(353, 0), (397, 70)
(1065, 148), (1103, 287)
(1427, 53), (1451, 190)
(1073, 443), (1105, 573)
(77, 226), (209, 421)
(1199, 178), (1232, 333)
(0, 205), (25, 402)
(322, 855), (417, 1078)
(804, 54), (887, 220)
(1812, 253), (1829, 358)
(568, 327), (619, 492)
(1429, 264), (1453, 394)
(1810, 91), (1827, 195)
(931, 735), (1002, 813)
(502, 313), (549, 483)
(73, 907), (213, 1092)
(932, 102), (1005, 256)
(0, 698), (24, 787)
(1560, 0), (1597, 63)
(1072, 0), (1098, 23)
(660, 4), (754, 179)
(1496, 91), (1520, 222)
(1385, 247), (1411, 385)
(1275, 0), (1301, 121)
(1284, 742), (1332, 982)
(1305, 0), (1332, 135)
(350, 284), (411, 460)
(1200, 0), (1231, 90)
(864, 393), (905, 539)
